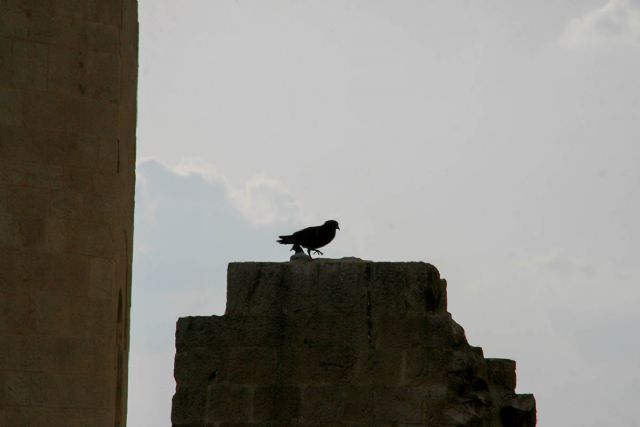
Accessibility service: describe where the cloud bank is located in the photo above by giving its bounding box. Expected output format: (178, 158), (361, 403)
(560, 0), (640, 50)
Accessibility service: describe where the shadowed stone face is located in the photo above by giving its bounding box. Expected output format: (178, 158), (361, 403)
(172, 260), (536, 426)
(0, 1), (138, 426)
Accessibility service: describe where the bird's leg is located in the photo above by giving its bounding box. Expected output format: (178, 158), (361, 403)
(307, 248), (313, 259)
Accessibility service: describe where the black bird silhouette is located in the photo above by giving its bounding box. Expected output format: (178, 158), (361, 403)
(277, 220), (340, 259)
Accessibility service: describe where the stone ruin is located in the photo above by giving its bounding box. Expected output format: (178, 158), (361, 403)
(171, 259), (536, 426)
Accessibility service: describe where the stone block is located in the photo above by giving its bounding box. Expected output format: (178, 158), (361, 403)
(0, 291), (37, 334)
(96, 137), (118, 174)
(0, 184), (6, 212)
(50, 189), (115, 224)
(404, 348), (451, 386)
(500, 394), (536, 427)
(0, 159), (65, 189)
(84, 51), (119, 100)
(221, 316), (283, 348)
(29, 372), (74, 407)
(0, 248), (52, 292)
(22, 90), (118, 136)
(29, 128), (101, 168)
(47, 45), (87, 96)
(225, 261), (445, 319)
(0, 406), (28, 427)
(86, 22), (119, 53)
(355, 348), (403, 385)
(311, 261), (369, 315)
(227, 347), (277, 384)
(49, 335), (90, 373)
(0, 212), (15, 246)
(87, 0), (121, 25)
(252, 385), (300, 422)
(44, 218), (115, 257)
(206, 384), (251, 423)
(2, 334), (53, 371)
(73, 372), (113, 409)
(12, 40), (47, 89)
(374, 317), (428, 350)
(89, 256), (115, 298)
(301, 386), (345, 423)
(7, 184), (50, 217)
(27, 407), (114, 427)
(61, 166), (95, 193)
(51, 0), (87, 18)
(342, 386), (375, 423)
(14, 216), (46, 249)
(0, 39), (11, 86)
(279, 343), (357, 385)
(175, 316), (227, 351)
(0, 126), (36, 164)
(374, 387), (423, 424)
(48, 47), (119, 100)
(171, 383), (208, 426)
(0, 8), (29, 38)
(486, 358), (516, 391)
(27, 11), (87, 49)
(93, 169), (119, 195)
(0, 370), (31, 406)
(85, 333), (115, 373)
(3, 0), (53, 13)
(226, 263), (285, 316)
(33, 292), (85, 335)
(174, 346), (226, 389)
(81, 296), (114, 330)
(366, 263), (444, 317)
(121, 0), (138, 45)
(29, 372), (112, 409)
(0, 88), (22, 126)
(286, 314), (367, 350)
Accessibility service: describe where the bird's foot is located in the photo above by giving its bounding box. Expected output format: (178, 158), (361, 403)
(311, 250), (324, 256)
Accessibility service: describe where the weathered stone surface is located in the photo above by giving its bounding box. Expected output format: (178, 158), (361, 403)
(173, 261), (536, 426)
(0, 0), (137, 425)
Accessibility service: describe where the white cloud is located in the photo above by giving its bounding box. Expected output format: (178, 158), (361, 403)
(560, 0), (640, 50)
(143, 157), (306, 227)
(172, 157), (229, 185)
(228, 174), (306, 227)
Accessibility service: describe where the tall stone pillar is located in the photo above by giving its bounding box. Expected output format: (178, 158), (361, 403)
(0, 1), (138, 426)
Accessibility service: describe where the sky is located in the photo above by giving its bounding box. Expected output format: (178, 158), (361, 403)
(129, 1), (640, 425)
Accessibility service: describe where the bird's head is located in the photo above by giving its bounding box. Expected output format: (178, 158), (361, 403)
(324, 220), (340, 230)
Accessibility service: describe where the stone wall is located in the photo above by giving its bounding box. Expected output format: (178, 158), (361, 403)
(172, 260), (536, 426)
(0, 1), (137, 425)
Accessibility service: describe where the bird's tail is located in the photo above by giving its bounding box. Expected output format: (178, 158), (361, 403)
(277, 235), (294, 244)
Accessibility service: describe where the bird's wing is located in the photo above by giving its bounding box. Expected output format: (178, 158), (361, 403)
(292, 225), (319, 242)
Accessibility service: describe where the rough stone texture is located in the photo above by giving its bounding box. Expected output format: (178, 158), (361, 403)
(0, 1), (137, 425)
(172, 260), (536, 427)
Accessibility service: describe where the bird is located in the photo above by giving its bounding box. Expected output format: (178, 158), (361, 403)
(277, 220), (340, 259)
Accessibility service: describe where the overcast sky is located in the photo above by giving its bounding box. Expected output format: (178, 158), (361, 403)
(129, 1), (640, 425)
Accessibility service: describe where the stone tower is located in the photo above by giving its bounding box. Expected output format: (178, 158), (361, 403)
(1, 1), (138, 426)
(172, 260), (536, 426)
